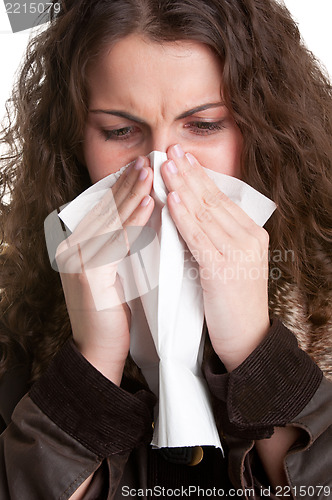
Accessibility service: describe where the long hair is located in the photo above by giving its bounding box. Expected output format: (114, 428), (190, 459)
(1, 0), (331, 381)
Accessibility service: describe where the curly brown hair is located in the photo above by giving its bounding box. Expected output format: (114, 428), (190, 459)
(1, 0), (331, 382)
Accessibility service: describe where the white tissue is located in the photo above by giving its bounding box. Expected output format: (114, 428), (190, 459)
(59, 151), (276, 450)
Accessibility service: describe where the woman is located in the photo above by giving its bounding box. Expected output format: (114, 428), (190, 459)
(0, 0), (331, 498)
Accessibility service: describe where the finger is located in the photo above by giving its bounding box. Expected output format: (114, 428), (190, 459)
(161, 146), (248, 245)
(163, 146), (265, 246)
(183, 152), (264, 236)
(166, 190), (222, 271)
(55, 229), (125, 274)
(83, 193), (155, 270)
(58, 158), (154, 272)
(78, 156), (151, 231)
(124, 192), (155, 228)
(61, 190), (154, 272)
(69, 157), (153, 245)
(111, 156), (151, 205)
(115, 160), (153, 224)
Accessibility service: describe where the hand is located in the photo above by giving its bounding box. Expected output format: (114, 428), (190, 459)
(55, 156), (154, 384)
(161, 145), (270, 371)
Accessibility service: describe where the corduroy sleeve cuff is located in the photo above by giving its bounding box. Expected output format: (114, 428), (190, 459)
(29, 339), (156, 458)
(203, 318), (323, 440)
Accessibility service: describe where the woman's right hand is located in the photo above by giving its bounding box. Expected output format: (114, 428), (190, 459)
(55, 156), (154, 385)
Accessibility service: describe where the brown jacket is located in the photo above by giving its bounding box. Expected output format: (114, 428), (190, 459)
(0, 319), (331, 499)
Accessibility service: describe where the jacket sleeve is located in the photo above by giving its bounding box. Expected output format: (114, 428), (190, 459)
(203, 318), (332, 499)
(0, 339), (156, 500)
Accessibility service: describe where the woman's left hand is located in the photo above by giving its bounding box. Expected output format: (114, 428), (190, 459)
(161, 144), (271, 372)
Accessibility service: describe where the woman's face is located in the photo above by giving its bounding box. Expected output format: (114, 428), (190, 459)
(83, 34), (243, 183)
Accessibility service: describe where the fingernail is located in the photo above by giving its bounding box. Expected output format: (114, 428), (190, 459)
(173, 144), (184, 158)
(138, 167), (148, 181)
(141, 195), (151, 207)
(186, 152), (196, 167)
(166, 160), (178, 174)
(134, 156), (145, 170)
(171, 191), (181, 203)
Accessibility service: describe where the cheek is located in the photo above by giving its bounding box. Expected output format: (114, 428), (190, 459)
(189, 130), (243, 179)
(223, 129), (243, 179)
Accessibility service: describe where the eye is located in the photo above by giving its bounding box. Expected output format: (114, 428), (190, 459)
(101, 126), (138, 141)
(185, 121), (225, 135)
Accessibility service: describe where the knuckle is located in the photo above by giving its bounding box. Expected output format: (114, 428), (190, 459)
(127, 189), (139, 202)
(91, 199), (108, 217)
(105, 209), (121, 229)
(91, 190), (116, 217)
(191, 229), (206, 245)
(107, 230), (129, 255)
(181, 166), (192, 178)
(126, 215), (141, 228)
(122, 175), (134, 191)
(202, 189), (226, 208)
(195, 205), (212, 223)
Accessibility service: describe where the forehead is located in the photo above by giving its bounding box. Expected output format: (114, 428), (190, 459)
(85, 35), (224, 118)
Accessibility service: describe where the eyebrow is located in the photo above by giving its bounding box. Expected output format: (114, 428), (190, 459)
(89, 102), (224, 123)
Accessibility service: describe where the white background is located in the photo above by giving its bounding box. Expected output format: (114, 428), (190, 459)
(0, 0), (332, 121)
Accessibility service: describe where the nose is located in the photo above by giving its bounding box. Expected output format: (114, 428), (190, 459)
(144, 129), (180, 157)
